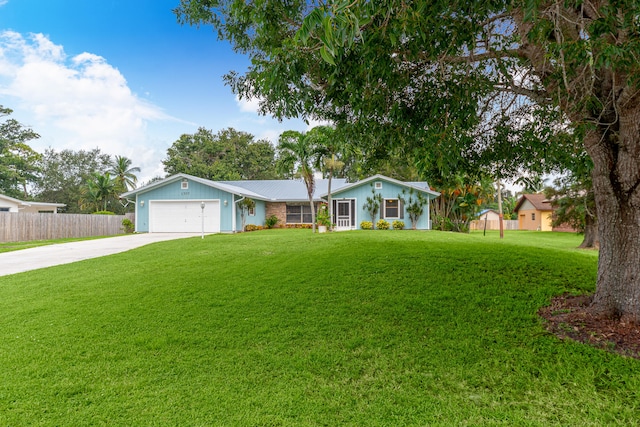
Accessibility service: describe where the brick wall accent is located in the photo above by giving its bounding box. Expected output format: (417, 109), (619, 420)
(266, 202), (287, 228)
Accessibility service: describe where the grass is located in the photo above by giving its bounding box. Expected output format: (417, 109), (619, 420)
(0, 229), (637, 426)
(0, 235), (118, 253)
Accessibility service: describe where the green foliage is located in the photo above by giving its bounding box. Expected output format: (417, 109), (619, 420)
(265, 214), (279, 229)
(277, 129), (326, 231)
(163, 127), (280, 180)
(109, 155), (140, 193)
(392, 220), (405, 230)
(363, 187), (383, 227)
(0, 106), (41, 198)
(33, 148), (114, 213)
(121, 218), (135, 233)
(81, 172), (117, 212)
(92, 210), (115, 215)
(360, 220), (373, 230)
(399, 188), (428, 230)
(315, 204), (332, 227)
(376, 219), (390, 230)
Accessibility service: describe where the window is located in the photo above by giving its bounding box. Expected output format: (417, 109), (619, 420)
(248, 206), (255, 216)
(375, 182), (382, 189)
(531, 213), (536, 221)
(384, 199), (400, 218)
(181, 179), (188, 190)
(0, 207), (9, 212)
(286, 204), (314, 223)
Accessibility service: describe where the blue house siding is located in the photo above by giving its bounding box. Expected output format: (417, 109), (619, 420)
(123, 173), (438, 233)
(134, 179), (236, 232)
(330, 178), (433, 230)
(236, 199), (266, 230)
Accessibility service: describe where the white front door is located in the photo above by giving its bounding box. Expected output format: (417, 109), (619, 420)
(336, 200), (352, 230)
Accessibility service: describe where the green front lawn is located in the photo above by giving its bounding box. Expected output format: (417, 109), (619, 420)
(1, 230), (637, 425)
(0, 235), (116, 253)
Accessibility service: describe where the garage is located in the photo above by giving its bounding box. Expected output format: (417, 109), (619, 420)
(149, 200), (220, 233)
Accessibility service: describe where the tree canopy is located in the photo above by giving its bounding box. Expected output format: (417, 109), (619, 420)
(0, 106), (41, 199)
(176, 0), (640, 322)
(163, 127), (280, 180)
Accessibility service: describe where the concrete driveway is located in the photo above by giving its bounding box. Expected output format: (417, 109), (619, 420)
(0, 233), (204, 277)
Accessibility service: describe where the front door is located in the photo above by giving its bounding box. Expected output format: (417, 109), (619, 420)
(336, 200), (352, 229)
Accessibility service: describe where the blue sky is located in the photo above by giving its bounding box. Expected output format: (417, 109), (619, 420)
(0, 0), (314, 183)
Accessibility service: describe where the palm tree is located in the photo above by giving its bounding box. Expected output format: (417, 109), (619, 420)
(277, 130), (322, 232)
(306, 126), (345, 231)
(81, 172), (117, 212)
(109, 155), (140, 192)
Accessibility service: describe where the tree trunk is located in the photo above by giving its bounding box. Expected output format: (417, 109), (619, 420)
(586, 115), (640, 323)
(578, 214), (599, 249)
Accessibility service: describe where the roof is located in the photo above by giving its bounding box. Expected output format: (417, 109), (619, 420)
(0, 193), (65, 208)
(514, 194), (553, 212)
(122, 173), (350, 202)
(477, 209), (500, 217)
(322, 174), (440, 198)
(226, 178), (349, 202)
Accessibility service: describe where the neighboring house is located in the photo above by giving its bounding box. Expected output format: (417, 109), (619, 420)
(514, 194), (553, 231)
(477, 209), (501, 221)
(0, 194), (65, 213)
(121, 173), (439, 233)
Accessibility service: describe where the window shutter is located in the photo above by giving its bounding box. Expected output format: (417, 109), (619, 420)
(399, 200), (404, 219)
(380, 200), (385, 219)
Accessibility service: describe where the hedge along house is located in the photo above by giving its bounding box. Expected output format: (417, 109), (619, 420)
(322, 175), (439, 230)
(121, 173), (438, 233)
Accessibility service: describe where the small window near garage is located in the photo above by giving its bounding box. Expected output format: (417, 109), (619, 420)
(384, 199), (400, 218)
(0, 207), (9, 212)
(181, 179), (188, 190)
(531, 213), (536, 221)
(248, 206), (256, 216)
(375, 181), (382, 189)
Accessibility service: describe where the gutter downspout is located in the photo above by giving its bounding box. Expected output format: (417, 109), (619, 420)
(233, 195), (245, 233)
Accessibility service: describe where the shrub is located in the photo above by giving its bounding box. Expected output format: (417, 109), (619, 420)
(265, 215), (279, 229)
(121, 218), (135, 234)
(245, 224), (264, 232)
(92, 210), (115, 215)
(392, 220), (405, 230)
(360, 221), (373, 230)
(285, 224), (313, 229)
(376, 219), (390, 230)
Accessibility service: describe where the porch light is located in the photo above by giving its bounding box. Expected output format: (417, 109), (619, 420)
(224, 200), (228, 206)
(140, 200), (145, 207)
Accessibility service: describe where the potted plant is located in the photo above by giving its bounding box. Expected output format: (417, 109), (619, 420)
(316, 205), (332, 233)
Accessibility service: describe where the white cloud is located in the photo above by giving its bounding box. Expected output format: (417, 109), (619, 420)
(0, 31), (184, 182)
(0, 1), (8, 7)
(235, 94), (261, 113)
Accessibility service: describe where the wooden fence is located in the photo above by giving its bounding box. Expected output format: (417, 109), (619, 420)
(0, 212), (135, 242)
(469, 219), (519, 231)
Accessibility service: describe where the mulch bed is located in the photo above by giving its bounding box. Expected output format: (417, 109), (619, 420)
(538, 293), (640, 359)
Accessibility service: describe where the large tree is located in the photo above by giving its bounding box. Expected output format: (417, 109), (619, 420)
(33, 148), (112, 213)
(0, 106), (41, 199)
(176, 1), (640, 322)
(163, 127), (280, 180)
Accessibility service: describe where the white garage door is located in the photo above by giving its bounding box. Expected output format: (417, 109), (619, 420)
(149, 200), (220, 233)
